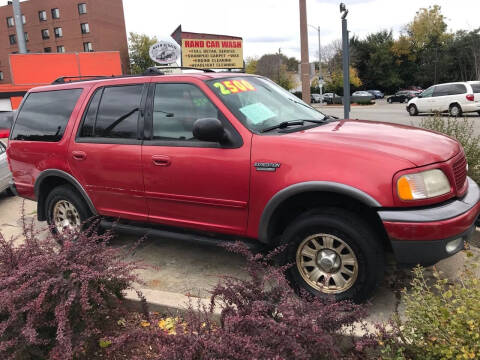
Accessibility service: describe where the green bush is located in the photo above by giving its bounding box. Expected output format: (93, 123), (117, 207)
(378, 263), (480, 360)
(419, 116), (480, 183)
(355, 99), (375, 105)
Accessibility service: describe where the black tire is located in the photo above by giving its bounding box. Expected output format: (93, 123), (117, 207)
(280, 208), (384, 303)
(5, 186), (15, 197)
(477, 111), (480, 117)
(408, 104), (418, 116)
(449, 104), (462, 117)
(387, 98), (393, 103)
(45, 184), (91, 235)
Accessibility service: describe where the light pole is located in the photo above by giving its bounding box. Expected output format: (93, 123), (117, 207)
(12, 0), (27, 54)
(340, 3), (350, 119)
(299, 0), (310, 104)
(309, 24), (323, 99)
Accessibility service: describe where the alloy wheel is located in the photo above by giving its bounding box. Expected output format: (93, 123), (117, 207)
(296, 233), (358, 294)
(53, 200), (81, 233)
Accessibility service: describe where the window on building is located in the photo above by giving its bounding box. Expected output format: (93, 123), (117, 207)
(54, 27), (63, 38)
(0, 72), (3, 81)
(41, 29), (50, 40)
(6, 16), (14, 27)
(24, 32), (28, 42)
(78, 3), (87, 14)
(44, 47), (52, 53)
(22, 14), (26, 24)
(57, 45), (65, 53)
(83, 42), (93, 52)
(11, 89), (83, 142)
(9, 34), (16, 45)
(39, 10), (47, 21)
(51, 8), (60, 19)
(80, 23), (90, 34)
(79, 85), (143, 139)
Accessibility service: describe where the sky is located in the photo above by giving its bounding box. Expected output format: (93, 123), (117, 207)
(4, 0), (480, 60)
(121, 0), (480, 60)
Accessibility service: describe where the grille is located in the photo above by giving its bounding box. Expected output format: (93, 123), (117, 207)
(453, 155), (467, 189)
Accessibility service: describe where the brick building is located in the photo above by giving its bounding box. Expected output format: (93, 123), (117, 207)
(0, 0), (129, 83)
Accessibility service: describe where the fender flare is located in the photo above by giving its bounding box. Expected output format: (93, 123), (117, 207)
(35, 169), (97, 220)
(258, 181), (381, 243)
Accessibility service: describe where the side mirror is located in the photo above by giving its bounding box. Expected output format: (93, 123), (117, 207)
(193, 118), (226, 143)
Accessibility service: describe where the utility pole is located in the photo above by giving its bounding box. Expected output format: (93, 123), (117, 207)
(299, 0), (310, 104)
(340, 3), (350, 119)
(308, 24), (323, 99)
(12, 0), (27, 54)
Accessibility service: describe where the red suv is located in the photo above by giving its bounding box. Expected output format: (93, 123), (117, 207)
(7, 72), (480, 302)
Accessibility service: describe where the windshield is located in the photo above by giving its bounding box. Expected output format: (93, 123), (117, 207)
(207, 76), (326, 133)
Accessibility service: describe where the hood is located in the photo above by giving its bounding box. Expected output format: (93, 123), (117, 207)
(283, 120), (460, 167)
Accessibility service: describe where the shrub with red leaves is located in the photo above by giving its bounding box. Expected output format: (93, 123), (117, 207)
(107, 243), (376, 360)
(0, 215), (144, 360)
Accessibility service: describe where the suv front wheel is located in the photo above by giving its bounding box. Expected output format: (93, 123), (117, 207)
(46, 185), (91, 235)
(281, 208), (384, 303)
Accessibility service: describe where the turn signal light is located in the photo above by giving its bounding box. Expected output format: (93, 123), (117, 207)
(466, 94), (474, 101)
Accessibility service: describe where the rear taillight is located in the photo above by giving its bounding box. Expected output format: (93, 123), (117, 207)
(466, 94), (474, 101)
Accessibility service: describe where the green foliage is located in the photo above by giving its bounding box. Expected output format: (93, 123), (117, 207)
(245, 57), (258, 74)
(406, 5), (450, 49)
(325, 67), (362, 96)
(128, 32), (158, 75)
(255, 54), (297, 90)
(378, 264), (480, 360)
(419, 116), (480, 183)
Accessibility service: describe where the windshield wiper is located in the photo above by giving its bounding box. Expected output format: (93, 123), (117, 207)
(261, 119), (327, 133)
(261, 120), (305, 133)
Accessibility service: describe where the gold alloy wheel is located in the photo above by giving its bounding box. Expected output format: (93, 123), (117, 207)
(53, 200), (81, 234)
(296, 233), (358, 294)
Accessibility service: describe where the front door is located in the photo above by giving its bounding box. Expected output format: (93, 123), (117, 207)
(417, 86), (435, 112)
(68, 82), (148, 221)
(142, 81), (251, 235)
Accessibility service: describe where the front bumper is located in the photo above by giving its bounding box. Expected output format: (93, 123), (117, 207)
(378, 177), (480, 266)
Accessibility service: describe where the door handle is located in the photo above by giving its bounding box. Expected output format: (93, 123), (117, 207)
(72, 151), (87, 161)
(152, 155), (171, 167)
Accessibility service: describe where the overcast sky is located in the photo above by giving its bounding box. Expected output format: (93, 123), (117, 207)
(5, 0), (480, 60)
(122, 0), (479, 60)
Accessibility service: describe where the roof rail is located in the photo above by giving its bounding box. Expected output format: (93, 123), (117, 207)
(51, 75), (112, 84)
(51, 67), (217, 85)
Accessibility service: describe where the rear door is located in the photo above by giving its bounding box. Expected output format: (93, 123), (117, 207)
(141, 80), (251, 235)
(68, 81), (149, 221)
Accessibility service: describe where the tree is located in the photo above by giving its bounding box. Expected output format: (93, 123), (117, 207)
(128, 32), (158, 75)
(325, 67), (362, 95)
(406, 5), (449, 50)
(245, 57), (258, 74)
(256, 53), (296, 90)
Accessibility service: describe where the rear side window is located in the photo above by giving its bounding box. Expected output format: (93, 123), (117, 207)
(434, 84), (466, 97)
(11, 89), (82, 142)
(79, 84), (143, 139)
(471, 83), (480, 93)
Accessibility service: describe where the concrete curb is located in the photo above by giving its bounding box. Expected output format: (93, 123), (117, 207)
(124, 288), (222, 320)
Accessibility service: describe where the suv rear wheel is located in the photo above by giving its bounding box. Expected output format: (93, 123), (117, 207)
(449, 104), (462, 117)
(46, 185), (91, 234)
(281, 208), (384, 303)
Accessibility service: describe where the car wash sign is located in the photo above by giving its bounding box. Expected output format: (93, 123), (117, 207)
(172, 25), (243, 69)
(149, 40), (181, 65)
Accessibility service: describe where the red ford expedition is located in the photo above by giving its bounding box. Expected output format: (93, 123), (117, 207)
(7, 71), (480, 302)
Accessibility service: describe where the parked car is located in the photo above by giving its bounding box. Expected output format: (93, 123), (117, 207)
(352, 91), (372, 97)
(0, 142), (13, 195)
(352, 91), (374, 102)
(322, 92), (339, 104)
(0, 111), (14, 139)
(387, 90), (415, 103)
(367, 90), (384, 99)
(310, 93), (323, 103)
(7, 72), (479, 303)
(467, 81), (480, 116)
(407, 82), (480, 116)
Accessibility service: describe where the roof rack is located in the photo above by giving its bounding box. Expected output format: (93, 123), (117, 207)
(51, 67), (218, 85)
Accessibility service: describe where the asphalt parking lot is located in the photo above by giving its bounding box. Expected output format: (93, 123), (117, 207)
(314, 99), (480, 135)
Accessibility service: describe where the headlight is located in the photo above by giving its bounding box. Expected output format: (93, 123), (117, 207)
(397, 169), (450, 200)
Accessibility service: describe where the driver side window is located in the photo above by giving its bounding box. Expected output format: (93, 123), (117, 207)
(421, 87), (434, 98)
(152, 83), (218, 141)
